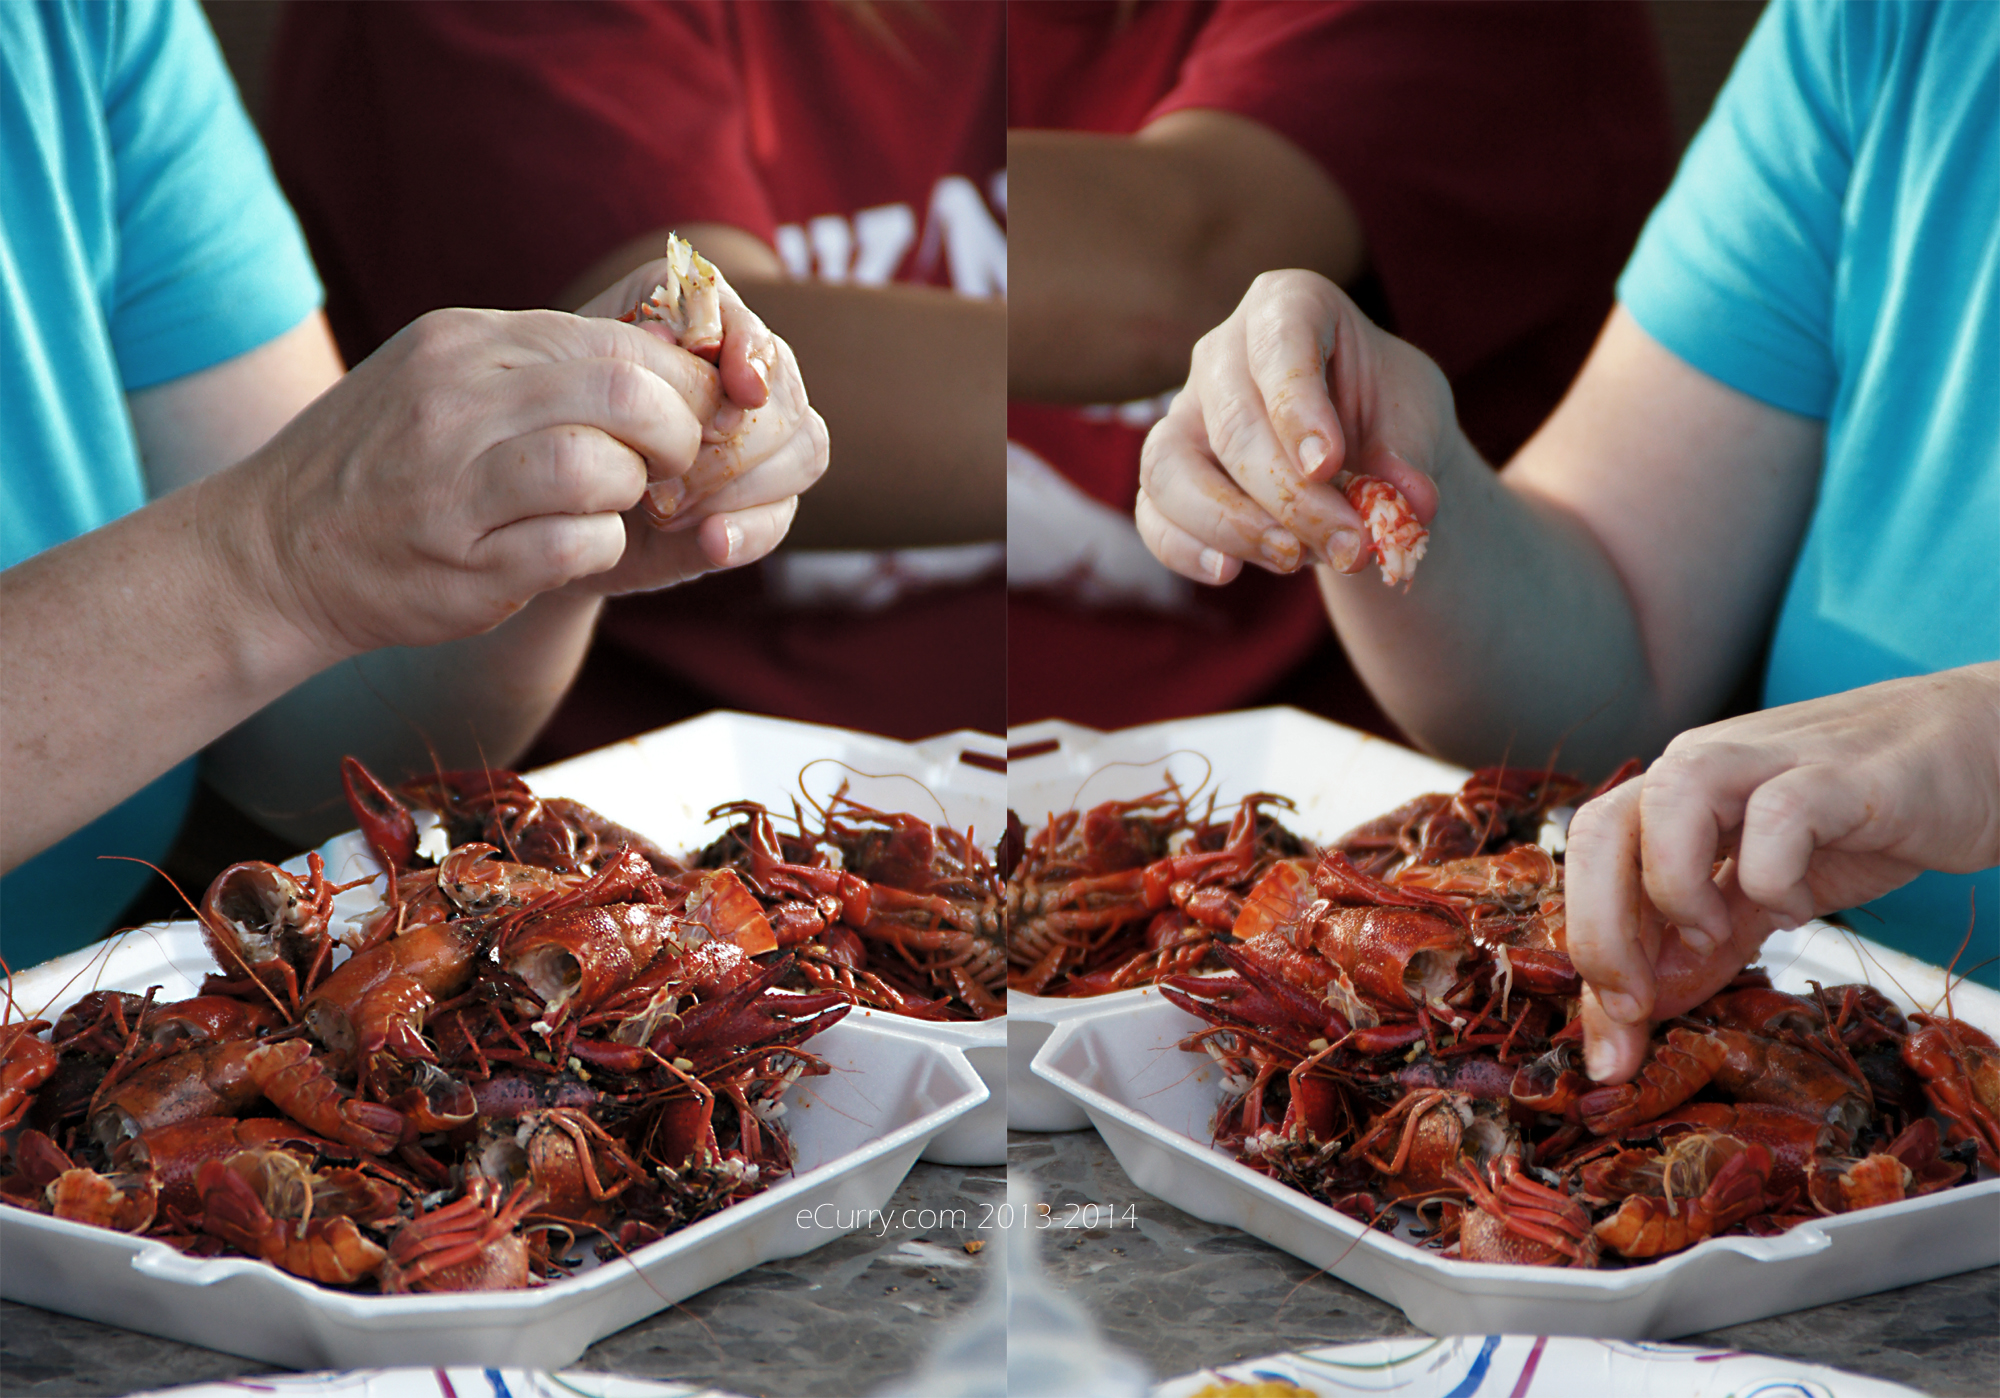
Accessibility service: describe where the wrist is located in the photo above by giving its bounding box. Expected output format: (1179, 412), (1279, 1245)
(189, 451), (354, 694)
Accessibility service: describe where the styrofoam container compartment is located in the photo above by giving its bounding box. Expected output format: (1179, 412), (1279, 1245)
(300, 711), (1008, 1165)
(1032, 920), (2000, 1338)
(1, 922), (987, 1370)
(1006, 709), (1465, 1131)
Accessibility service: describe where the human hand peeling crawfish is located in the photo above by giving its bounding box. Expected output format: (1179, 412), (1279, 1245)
(572, 233), (827, 589)
(1012, 763), (1995, 1268)
(1136, 268), (1443, 588)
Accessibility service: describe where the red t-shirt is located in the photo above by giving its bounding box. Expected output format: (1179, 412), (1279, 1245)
(266, 0), (1008, 749)
(1006, 0), (1674, 728)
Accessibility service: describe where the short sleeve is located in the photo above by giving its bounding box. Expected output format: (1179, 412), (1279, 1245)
(99, 0), (321, 390)
(1616, 0), (1852, 418)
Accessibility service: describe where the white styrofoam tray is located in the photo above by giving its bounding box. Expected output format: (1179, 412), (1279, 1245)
(1031, 919), (2000, 1338)
(1006, 709), (1465, 1131)
(1, 923), (987, 1371)
(297, 711), (1008, 1165)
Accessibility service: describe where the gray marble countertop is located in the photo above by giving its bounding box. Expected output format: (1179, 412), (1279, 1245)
(1011, 1128), (2000, 1397)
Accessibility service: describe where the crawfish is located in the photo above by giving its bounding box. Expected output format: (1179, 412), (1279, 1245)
(0, 1016), (57, 1132)
(1901, 1011), (2000, 1168)
(1454, 1155), (1597, 1267)
(197, 856), (348, 1015)
(379, 1177), (547, 1293)
(245, 1040), (405, 1155)
(196, 1149), (400, 1285)
(1590, 1133), (1774, 1259)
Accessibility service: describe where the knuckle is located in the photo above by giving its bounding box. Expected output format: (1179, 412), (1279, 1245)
(1189, 322), (1229, 367)
(804, 409), (830, 473)
(1202, 391), (1266, 473)
(544, 425), (601, 494)
(599, 359), (653, 423)
(402, 307), (481, 361)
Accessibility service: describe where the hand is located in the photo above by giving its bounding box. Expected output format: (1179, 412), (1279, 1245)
(1134, 269), (1445, 583)
(570, 254), (828, 593)
(211, 304), (734, 661)
(1566, 665), (2000, 1083)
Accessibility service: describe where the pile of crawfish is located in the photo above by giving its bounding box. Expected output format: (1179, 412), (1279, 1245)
(0, 757), (997, 1293)
(1006, 784), (1318, 997)
(1020, 765), (1998, 1265)
(693, 793), (1004, 1021)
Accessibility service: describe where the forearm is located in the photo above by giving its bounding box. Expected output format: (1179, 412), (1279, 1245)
(201, 590), (604, 845)
(1316, 431), (1666, 778)
(1325, 311), (1821, 778)
(729, 278), (1004, 548)
(1008, 118), (1363, 405)
(0, 476), (335, 872)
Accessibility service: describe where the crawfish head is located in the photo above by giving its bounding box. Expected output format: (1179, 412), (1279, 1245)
(198, 862), (333, 995)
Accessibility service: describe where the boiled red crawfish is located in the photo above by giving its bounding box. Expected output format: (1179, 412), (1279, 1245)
(1, 757), (853, 1294)
(690, 789), (1006, 1021)
(1006, 785), (1316, 997)
(1144, 764), (1989, 1266)
(1008, 762), (1599, 1001)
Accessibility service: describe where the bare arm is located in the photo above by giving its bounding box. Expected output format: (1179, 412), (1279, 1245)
(1008, 110), (1364, 406)
(5, 267), (821, 866)
(1325, 308), (1824, 772)
(562, 223), (1004, 550)
(1138, 278), (1823, 776)
(111, 314), (601, 842)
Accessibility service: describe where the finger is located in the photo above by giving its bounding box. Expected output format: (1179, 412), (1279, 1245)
(1237, 270), (1350, 485)
(468, 425), (647, 530)
(570, 258), (675, 321)
(1139, 405), (1304, 573)
(668, 395), (822, 519)
(601, 523), (717, 593)
(488, 355), (708, 488)
(1194, 333), (1365, 568)
(1564, 780), (1661, 1033)
(1734, 764), (1870, 928)
(713, 279), (776, 410)
(676, 409), (829, 519)
(1646, 903), (1764, 1021)
(468, 509), (631, 595)
(491, 308), (727, 425)
(1579, 987), (1654, 1085)
(697, 496), (800, 570)
(1135, 494), (1243, 584)
(1354, 444), (1442, 526)
(1635, 741), (1772, 954)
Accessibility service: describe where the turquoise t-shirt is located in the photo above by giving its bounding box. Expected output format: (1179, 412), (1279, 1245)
(1618, 0), (1998, 984)
(0, 0), (322, 967)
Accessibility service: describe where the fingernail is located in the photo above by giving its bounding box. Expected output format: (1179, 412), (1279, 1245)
(1326, 529), (1362, 571)
(750, 354), (770, 396)
(1297, 434), (1330, 477)
(648, 477), (686, 520)
(1677, 923), (1717, 956)
(1584, 1039), (1617, 1082)
(1260, 528), (1302, 572)
(1198, 548), (1231, 583)
(1600, 991), (1643, 1024)
(720, 518), (744, 565)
